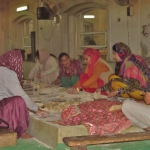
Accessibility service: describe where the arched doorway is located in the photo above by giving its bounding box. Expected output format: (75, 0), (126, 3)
(60, 0), (108, 59)
(11, 12), (36, 61)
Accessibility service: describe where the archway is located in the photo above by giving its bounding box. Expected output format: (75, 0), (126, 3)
(60, 0), (108, 58)
(11, 12), (36, 61)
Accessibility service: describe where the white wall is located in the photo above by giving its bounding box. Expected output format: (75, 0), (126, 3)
(1, 0), (150, 73)
(0, 13), (5, 55)
(37, 20), (61, 57)
(140, 0), (150, 58)
(108, 0), (141, 61)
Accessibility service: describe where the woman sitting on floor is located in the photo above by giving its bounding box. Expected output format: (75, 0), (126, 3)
(27, 50), (59, 85)
(0, 50), (48, 138)
(73, 48), (109, 93)
(52, 52), (83, 87)
(122, 77), (150, 132)
(101, 42), (150, 100)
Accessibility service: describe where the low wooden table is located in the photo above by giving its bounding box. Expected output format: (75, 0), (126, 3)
(63, 132), (150, 150)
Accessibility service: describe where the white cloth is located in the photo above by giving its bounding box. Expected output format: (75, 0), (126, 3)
(28, 57), (59, 84)
(122, 100), (150, 129)
(0, 67), (38, 112)
(98, 58), (114, 84)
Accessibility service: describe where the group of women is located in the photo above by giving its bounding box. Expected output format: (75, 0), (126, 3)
(1, 42), (150, 138)
(27, 48), (110, 93)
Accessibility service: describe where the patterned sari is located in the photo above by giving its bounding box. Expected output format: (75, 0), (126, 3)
(102, 42), (150, 98)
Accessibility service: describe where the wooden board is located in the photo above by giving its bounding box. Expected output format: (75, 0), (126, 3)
(63, 132), (150, 147)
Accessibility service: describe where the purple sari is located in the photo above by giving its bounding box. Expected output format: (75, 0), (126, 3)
(0, 96), (29, 138)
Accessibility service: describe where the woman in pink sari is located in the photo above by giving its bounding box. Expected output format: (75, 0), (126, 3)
(0, 50), (48, 138)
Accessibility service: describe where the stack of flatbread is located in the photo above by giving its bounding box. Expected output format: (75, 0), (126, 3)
(43, 98), (81, 112)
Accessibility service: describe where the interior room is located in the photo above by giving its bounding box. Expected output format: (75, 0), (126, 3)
(1, 0), (150, 150)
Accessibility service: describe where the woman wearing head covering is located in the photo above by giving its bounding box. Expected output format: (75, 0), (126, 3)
(0, 50), (48, 138)
(101, 42), (150, 100)
(74, 48), (109, 93)
(27, 50), (59, 85)
(52, 52), (83, 87)
(110, 43), (150, 132)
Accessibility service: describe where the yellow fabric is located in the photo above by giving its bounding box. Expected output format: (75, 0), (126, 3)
(75, 61), (109, 89)
(109, 74), (144, 101)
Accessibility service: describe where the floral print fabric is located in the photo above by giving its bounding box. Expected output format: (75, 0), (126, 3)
(58, 99), (131, 135)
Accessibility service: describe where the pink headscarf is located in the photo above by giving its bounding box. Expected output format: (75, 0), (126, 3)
(39, 50), (50, 67)
(83, 48), (100, 77)
(0, 50), (23, 82)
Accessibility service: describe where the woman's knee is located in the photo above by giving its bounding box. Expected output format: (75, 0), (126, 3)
(144, 92), (150, 105)
(111, 81), (119, 89)
(108, 74), (120, 81)
(122, 100), (132, 114)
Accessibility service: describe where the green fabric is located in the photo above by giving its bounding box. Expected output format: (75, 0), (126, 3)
(61, 75), (79, 87)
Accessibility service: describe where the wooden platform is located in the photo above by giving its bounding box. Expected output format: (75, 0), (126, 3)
(26, 113), (88, 148)
(0, 128), (17, 148)
(63, 132), (150, 150)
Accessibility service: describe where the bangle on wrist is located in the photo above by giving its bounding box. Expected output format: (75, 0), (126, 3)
(101, 87), (105, 92)
(117, 88), (122, 94)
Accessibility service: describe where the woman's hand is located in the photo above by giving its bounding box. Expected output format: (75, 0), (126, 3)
(27, 78), (31, 83)
(107, 90), (118, 98)
(140, 91), (145, 96)
(46, 83), (54, 88)
(35, 109), (49, 118)
(96, 88), (101, 93)
(67, 87), (79, 94)
(36, 73), (41, 79)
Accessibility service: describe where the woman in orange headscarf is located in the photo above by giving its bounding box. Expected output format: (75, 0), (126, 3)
(74, 48), (109, 93)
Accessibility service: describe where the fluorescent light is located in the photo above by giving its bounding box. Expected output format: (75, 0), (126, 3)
(84, 15), (95, 18)
(16, 6), (28, 12)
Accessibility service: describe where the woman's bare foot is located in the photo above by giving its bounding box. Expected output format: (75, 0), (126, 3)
(21, 132), (32, 139)
(144, 126), (150, 131)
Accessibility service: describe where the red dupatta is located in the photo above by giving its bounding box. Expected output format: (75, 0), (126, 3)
(83, 48), (100, 77)
(80, 48), (104, 93)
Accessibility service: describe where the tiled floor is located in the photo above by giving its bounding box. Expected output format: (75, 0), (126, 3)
(0, 139), (69, 150)
(2, 138), (150, 150)
(0, 139), (51, 150)
(89, 140), (150, 150)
